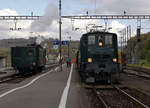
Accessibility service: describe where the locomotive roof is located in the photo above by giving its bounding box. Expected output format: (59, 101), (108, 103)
(82, 31), (117, 36)
(11, 44), (42, 48)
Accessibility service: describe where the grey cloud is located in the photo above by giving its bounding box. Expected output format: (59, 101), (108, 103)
(30, 3), (58, 32)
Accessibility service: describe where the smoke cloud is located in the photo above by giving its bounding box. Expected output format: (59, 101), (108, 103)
(36, 36), (44, 45)
(30, 3), (58, 32)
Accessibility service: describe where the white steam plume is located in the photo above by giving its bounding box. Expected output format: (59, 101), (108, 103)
(30, 3), (58, 32)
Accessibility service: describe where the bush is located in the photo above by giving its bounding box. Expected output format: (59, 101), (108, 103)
(146, 51), (150, 63)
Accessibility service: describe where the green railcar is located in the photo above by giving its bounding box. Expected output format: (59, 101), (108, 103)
(76, 31), (120, 83)
(11, 45), (46, 74)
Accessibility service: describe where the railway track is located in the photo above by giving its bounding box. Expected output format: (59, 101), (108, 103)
(92, 85), (149, 108)
(0, 64), (58, 84)
(124, 65), (150, 79)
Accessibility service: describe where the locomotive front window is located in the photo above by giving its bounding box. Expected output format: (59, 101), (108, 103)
(88, 35), (95, 45)
(105, 35), (112, 45)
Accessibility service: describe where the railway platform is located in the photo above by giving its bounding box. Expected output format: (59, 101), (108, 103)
(0, 64), (90, 108)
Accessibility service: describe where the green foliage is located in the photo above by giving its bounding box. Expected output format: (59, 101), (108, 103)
(139, 59), (150, 67)
(127, 32), (150, 65)
(146, 51), (150, 62)
(129, 59), (150, 68)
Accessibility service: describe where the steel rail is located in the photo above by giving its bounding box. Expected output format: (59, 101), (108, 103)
(123, 70), (150, 80)
(126, 65), (150, 75)
(114, 86), (149, 108)
(0, 64), (58, 84)
(0, 71), (26, 84)
(124, 65), (150, 79)
(92, 87), (109, 108)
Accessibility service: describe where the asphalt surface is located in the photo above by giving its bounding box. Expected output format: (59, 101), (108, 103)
(66, 66), (90, 108)
(0, 64), (90, 108)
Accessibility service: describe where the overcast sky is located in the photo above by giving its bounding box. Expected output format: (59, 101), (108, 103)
(0, 0), (150, 40)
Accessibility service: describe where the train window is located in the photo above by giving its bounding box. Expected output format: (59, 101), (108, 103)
(39, 49), (43, 57)
(88, 35), (95, 45)
(105, 35), (112, 45)
(28, 49), (34, 56)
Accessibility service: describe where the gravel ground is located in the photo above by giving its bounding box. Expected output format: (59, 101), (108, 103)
(124, 88), (150, 107)
(86, 88), (147, 108)
(120, 72), (150, 95)
(85, 72), (150, 108)
(86, 89), (105, 108)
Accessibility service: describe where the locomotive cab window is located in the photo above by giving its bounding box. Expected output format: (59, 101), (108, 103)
(97, 34), (113, 47)
(88, 35), (95, 45)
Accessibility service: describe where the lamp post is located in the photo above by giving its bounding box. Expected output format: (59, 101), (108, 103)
(59, 0), (62, 71)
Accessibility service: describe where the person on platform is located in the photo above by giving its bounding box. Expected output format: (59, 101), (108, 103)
(73, 58), (76, 69)
(68, 59), (71, 67)
(66, 60), (69, 68)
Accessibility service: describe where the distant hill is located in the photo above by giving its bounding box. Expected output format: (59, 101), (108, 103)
(0, 38), (36, 48)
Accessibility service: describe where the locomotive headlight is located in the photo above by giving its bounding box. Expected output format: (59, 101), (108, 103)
(88, 58), (92, 63)
(113, 58), (117, 62)
(98, 42), (103, 46)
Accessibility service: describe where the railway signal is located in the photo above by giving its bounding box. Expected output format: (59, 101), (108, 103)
(53, 45), (58, 50)
(137, 28), (141, 42)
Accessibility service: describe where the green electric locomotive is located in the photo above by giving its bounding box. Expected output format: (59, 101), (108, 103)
(76, 31), (120, 83)
(11, 44), (46, 74)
